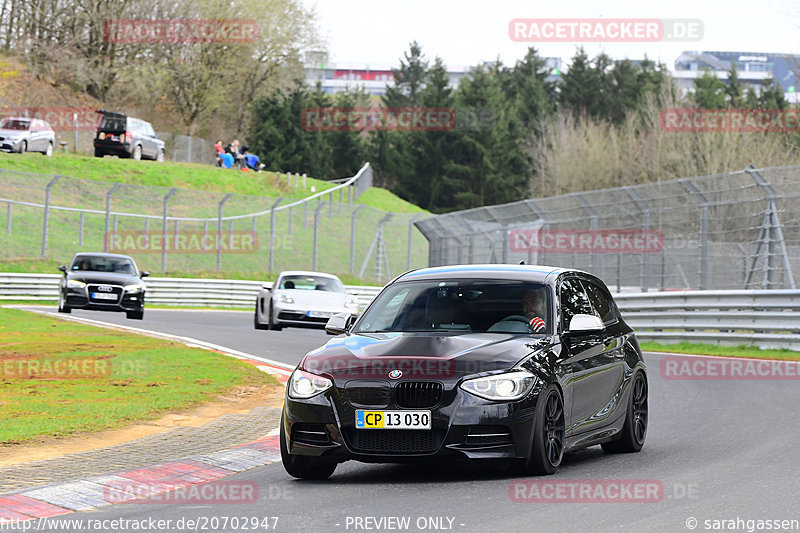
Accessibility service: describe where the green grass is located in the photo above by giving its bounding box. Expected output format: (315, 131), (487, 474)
(640, 341), (800, 361)
(0, 153), (430, 283)
(0, 307), (277, 443)
(357, 187), (426, 214)
(0, 152), (334, 199)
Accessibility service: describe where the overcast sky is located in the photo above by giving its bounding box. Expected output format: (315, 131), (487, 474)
(301, 0), (800, 69)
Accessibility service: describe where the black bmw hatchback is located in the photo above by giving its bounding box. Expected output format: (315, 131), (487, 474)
(58, 253), (148, 320)
(281, 265), (648, 479)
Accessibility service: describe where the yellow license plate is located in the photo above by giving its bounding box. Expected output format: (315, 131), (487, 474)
(355, 410), (431, 430)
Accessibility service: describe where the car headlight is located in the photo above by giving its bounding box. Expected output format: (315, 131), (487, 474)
(460, 371), (537, 401)
(124, 284), (144, 293)
(288, 369), (332, 399)
(344, 297), (358, 309)
(278, 292), (294, 304)
(66, 280), (86, 289)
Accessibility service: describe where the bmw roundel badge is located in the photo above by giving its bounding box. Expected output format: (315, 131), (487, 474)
(388, 369), (403, 379)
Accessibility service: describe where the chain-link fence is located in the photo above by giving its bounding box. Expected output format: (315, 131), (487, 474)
(416, 165), (799, 292)
(52, 130), (215, 165)
(0, 163), (431, 283)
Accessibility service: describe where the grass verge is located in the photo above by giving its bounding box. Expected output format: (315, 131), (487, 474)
(0, 307), (277, 443)
(640, 341), (800, 361)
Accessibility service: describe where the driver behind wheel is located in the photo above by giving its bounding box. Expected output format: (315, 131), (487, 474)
(522, 289), (547, 332)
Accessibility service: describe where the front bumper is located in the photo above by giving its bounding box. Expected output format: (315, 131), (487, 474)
(274, 304), (357, 329)
(283, 381), (541, 463)
(0, 139), (23, 152)
(64, 286), (144, 312)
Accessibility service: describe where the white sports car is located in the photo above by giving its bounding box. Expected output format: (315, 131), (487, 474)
(254, 271), (359, 331)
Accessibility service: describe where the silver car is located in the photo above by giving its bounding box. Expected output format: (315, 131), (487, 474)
(254, 271), (359, 331)
(0, 117), (55, 155)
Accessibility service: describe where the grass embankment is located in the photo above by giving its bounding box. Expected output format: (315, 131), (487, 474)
(0, 152), (333, 200)
(0, 153), (429, 283)
(640, 341), (800, 361)
(0, 307), (277, 443)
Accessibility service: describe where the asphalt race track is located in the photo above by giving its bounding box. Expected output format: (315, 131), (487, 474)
(24, 307), (800, 533)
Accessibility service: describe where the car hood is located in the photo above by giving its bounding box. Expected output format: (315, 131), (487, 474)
(66, 272), (142, 286)
(300, 332), (550, 381)
(278, 289), (349, 311)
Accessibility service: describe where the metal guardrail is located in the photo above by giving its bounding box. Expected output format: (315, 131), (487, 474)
(615, 290), (800, 350)
(1, 274), (797, 350)
(0, 273), (382, 310)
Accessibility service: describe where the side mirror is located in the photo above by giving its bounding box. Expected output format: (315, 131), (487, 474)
(567, 314), (604, 334)
(140, 271), (149, 278)
(58, 265), (67, 272)
(326, 312), (355, 335)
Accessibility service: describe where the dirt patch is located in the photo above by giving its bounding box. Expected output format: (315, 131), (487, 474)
(0, 383), (285, 467)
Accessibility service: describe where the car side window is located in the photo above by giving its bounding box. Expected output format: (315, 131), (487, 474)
(559, 278), (595, 331)
(581, 280), (618, 326)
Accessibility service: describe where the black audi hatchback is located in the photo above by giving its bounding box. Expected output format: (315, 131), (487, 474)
(281, 265), (648, 479)
(58, 253), (148, 320)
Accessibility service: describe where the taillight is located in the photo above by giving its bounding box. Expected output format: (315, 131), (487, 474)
(124, 131), (132, 143)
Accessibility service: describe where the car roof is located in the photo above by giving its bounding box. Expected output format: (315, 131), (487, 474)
(277, 271), (342, 280)
(73, 252), (136, 262)
(396, 264), (581, 284)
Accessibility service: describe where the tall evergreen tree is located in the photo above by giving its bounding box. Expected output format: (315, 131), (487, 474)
(692, 70), (727, 109)
(559, 48), (604, 118)
(726, 65), (743, 107)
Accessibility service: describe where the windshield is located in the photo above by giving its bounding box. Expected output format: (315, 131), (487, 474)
(279, 275), (344, 292)
(0, 118), (29, 131)
(71, 256), (137, 275)
(355, 279), (552, 334)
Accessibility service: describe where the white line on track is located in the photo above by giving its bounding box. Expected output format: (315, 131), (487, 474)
(20, 307), (295, 375)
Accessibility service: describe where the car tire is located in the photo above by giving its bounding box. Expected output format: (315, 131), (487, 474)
(519, 385), (565, 475)
(156, 149), (165, 162)
(602, 371), (648, 454)
(44, 142), (53, 157)
(280, 412), (337, 480)
(126, 310), (144, 320)
(133, 145), (142, 160)
(58, 292), (71, 314)
(17, 140), (26, 154)
(254, 300), (269, 330)
(268, 301), (282, 331)
(94, 148), (104, 158)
